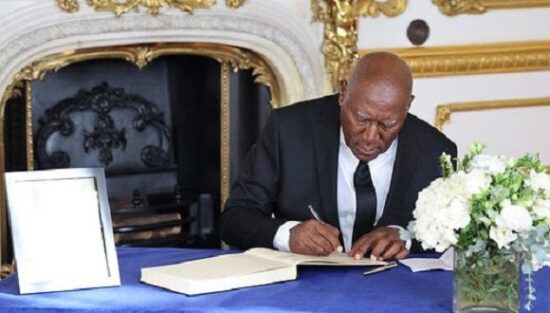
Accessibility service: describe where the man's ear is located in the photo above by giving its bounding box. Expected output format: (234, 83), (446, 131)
(338, 79), (347, 106)
(407, 94), (415, 111)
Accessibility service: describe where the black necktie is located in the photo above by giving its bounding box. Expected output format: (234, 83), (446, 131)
(352, 161), (377, 243)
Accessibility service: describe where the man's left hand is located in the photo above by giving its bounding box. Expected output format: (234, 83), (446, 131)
(349, 226), (409, 260)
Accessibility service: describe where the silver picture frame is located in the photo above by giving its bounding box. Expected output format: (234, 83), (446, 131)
(4, 168), (120, 294)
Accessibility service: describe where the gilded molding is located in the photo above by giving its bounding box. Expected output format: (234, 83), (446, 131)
(57, 0), (248, 15)
(361, 41), (550, 78)
(220, 63), (230, 211)
(25, 82), (34, 171)
(312, 0), (408, 90)
(435, 97), (550, 130)
(87, 0), (215, 15)
(3, 43), (280, 106)
(225, 0), (246, 9)
(57, 0), (79, 13)
(432, 0), (550, 16)
(356, 0), (409, 17)
(146, 43), (280, 107)
(0, 264), (12, 279)
(435, 97), (550, 172)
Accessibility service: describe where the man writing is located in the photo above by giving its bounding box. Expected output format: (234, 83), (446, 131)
(220, 52), (456, 260)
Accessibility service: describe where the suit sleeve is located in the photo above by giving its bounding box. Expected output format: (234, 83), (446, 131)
(219, 111), (289, 249)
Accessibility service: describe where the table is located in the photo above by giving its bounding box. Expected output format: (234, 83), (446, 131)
(0, 248), (548, 312)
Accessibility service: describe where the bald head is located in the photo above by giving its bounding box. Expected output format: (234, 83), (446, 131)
(338, 52), (414, 162)
(347, 52), (413, 97)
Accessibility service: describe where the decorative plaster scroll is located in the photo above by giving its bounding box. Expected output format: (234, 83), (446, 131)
(56, 0), (248, 15)
(432, 0), (550, 16)
(361, 41), (550, 78)
(312, 0), (408, 90)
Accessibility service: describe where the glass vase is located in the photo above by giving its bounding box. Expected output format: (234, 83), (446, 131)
(453, 249), (520, 313)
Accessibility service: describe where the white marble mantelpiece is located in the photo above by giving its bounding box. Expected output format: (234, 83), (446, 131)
(0, 0), (329, 106)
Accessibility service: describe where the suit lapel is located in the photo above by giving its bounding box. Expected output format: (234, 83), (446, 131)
(311, 97), (341, 229)
(383, 115), (418, 223)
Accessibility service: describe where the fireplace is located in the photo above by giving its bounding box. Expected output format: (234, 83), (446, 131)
(2, 43), (280, 261)
(0, 1), (327, 267)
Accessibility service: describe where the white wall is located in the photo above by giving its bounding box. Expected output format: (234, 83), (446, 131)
(357, 0), (550, 160)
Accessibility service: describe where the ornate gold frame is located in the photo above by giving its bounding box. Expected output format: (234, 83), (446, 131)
(311, 0), (408, 90)
(220, 63), (231, 209)
(435, 97), (550, 172)
(432, 0), (550, 16)
(361, 41), (550, 78)
(56, 0), (247, 15)
(0, 42), (280, 265)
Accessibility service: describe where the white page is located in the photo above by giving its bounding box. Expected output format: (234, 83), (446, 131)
(399, 248), (454, 272)
(145, 253), (289, 280)
(245, 248), (387, 266)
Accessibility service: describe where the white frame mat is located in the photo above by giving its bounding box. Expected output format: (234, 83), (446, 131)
(4, 168), (120, 294)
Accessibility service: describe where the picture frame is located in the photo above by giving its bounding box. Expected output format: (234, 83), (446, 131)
(4, 168), (120, 294)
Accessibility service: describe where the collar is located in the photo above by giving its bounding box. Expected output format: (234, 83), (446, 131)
(339, 127), (398, 167)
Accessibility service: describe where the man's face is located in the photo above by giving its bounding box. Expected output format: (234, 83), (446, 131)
(339, 79), (412, 162)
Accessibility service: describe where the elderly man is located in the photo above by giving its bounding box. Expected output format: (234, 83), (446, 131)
(220, 52), (456, 260)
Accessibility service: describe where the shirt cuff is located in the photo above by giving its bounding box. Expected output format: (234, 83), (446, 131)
(273, 221), (301, 252)
(387, 225), (412, 251)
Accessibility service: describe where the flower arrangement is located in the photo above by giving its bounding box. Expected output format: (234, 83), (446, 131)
(403, 143), (550, 312)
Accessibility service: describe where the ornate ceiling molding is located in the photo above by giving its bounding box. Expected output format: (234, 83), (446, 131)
(312, 0), (408, 90)
(432, 0), (550, 16)
(361, 41), (550, 78)
(56, 0), (247, 16)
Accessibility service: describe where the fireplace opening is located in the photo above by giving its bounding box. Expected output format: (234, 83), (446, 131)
(2, 47), (274, 261)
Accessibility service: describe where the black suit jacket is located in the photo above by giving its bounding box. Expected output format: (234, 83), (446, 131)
(220, 94), (457, 252)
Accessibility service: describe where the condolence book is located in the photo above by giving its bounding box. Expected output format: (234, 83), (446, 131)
(140, 248), (387, 295)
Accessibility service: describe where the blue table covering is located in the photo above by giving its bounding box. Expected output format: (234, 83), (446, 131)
(0, 247), (548, 313)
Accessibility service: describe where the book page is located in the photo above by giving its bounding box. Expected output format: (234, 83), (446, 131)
(147, 253), (290, 280)
(245, 248), (387, 266)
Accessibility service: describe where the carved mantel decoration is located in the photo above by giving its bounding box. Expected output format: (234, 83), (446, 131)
(312, 0), (408, 90)
(56, 0), (247, 16)
(432, 0), (550, 16)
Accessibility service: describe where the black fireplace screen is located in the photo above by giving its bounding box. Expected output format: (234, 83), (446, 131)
(3, 55), (272, 252)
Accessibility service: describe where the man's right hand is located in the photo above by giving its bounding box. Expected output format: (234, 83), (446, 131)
(289, 219), (341, 255)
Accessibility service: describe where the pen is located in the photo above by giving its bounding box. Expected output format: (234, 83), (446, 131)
(363, 261), (398, 276)
(308, 204), (344, 253)
(307, 205), (324, 223)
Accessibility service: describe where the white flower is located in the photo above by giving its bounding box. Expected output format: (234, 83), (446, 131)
(495, 204), (533, 232)
(411, 175), (472, 252)
(527, 170), (550, 196)
(533, 199), (550, 221)
(460, 169), (491, 196)
(489, 226), (517, 249)
(470, 154), (507, 175)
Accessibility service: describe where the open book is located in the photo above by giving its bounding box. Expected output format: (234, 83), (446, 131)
(140, 248), (387, 295)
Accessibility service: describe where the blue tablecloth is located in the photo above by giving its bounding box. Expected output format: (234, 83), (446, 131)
(0, 247), (548, 313)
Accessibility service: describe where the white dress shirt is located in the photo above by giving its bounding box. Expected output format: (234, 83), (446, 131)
(273, 128), (399, 252)
(336, 130), (397, 251)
